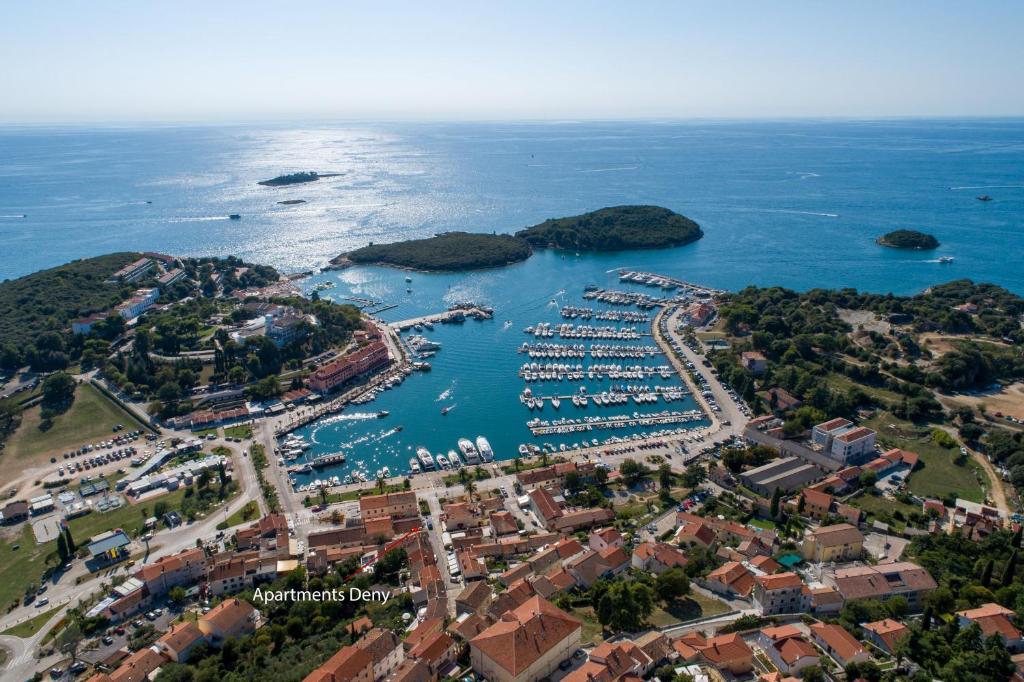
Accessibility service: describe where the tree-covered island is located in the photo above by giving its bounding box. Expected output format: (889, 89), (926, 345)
(876, 229), (940, 250)
(335, 231), (533, 271)
(515, 205), (703, 251)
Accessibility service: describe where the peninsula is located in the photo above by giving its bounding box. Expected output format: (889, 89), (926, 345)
(516, 205), (703, 251)
(258, 171), (340, 187)
(876, 229), (940, 250)
(335, 231), (533, 271)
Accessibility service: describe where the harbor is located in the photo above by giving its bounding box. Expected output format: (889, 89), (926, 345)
(283, 256), (715, 487)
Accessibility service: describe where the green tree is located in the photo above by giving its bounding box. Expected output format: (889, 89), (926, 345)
(63, 525), (76, 554)
(1004, 549), (1018, 586)
(57, 532), (70, 564)
(620, 459), (647, 484)
(596, 580), (655, 632)
(42, 371), (76, 408)
(770, 487), (782, 518)
(655, 568), (690, 603)
(373, 548), (408, 585)
(168, 586), (187, 606)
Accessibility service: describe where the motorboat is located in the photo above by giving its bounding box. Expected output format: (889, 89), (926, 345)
(475, 436), (494, 462)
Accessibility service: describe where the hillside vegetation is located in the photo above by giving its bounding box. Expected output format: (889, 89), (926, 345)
(516, 205), (703, 251)
(340, 231), (533, 271)
(876, 229), (940, 249)
(0, 252), (140, 349)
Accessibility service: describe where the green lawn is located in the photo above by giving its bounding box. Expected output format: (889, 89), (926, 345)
(0, 525), (56, 613)
(648, 593), (730, 626)
(1, 606), (59, 638)
(5, 383), (148, 461)
(224, 424), (253, 440)
(864, 411), (984, 502)
(193, 427), (219, 438)
(849, 491), (920, 529)
(223, 501), (259, 528)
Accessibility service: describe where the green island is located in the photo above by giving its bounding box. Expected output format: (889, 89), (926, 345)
(276, 199), (307, 205)
(336, 231), (533, 271)
(516, 205), (703, 251)
(876, 229), (940, 249)
(258, 171), (338, 187)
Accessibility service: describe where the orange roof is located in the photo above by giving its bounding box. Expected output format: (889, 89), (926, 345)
(750, 555), (781, 574)
(862, 618), (909, 652)
(672, 632), (707, 660)
(156, 621), (204, 653)
(528, 487), (563, 521)
(835, 426), (874, 443)
(760, 624), (803, 641)
(408, 630), (455, 664)
(699, 632), (753, 665)
(109, 647), (167, 682)
(756, 572), (802, 591)
(774, 636), (817, 665)
(810, 622), (865, 662)
(801, 488), (833, 509)
(470, 595), (581, 676)
(201, 598), (258, 634)
(306, 645), (372, 682)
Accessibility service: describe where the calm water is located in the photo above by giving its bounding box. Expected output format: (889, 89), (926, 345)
(2, 120), (1022, 479)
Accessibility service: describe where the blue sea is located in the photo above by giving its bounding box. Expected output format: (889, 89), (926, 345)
(1, 120), (1022, 479)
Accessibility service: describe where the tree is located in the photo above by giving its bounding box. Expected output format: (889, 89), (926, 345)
(596, 580), (655, 632)
(168, 586), (187, 606)
(981, 558), (994, 588)
(318, 486), (328, 507)
(655, 568), (690, 602)
(42, 371), (76, 408)
(1003, 549), (1018, 587)
(595, 467), (608, 486)
(63, 525), (76, 554)
(620, 459), (647, 485)
(770, 487), (782, 518)
(373, 548), (408, 585)
(797, 494), (806, 514)
(376, 475), (387, 494)
(858, 469), (878, 489)
(1013, 526), (1023, 550)
(681, 464), (705, 488)
(57, 532), (70, 564)
(658, 464), (673, 490)
(799, 665), (824, 682)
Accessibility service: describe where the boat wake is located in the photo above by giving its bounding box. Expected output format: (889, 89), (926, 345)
(436, 384), (455, 402)
(578, 165), (640, 173)
(949, 184), (1024, 190)
(0, 214), (27, 219)
(168, 215), (232, 223)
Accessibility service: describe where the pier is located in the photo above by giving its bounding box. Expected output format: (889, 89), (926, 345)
(528, 410), (704, 435)
(392, 305), (493, 331)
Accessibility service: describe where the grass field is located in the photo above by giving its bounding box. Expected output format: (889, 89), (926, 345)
(647, 592), (730, 626)
(570, 606), (605, 645)
(864, 411), (984, 502)
(1, 606), (58, 638)
(0, 525), (55, 612)
(849, 490), (920, 529)
(825, 372), (904, 405)
(224, 424), (253, 440)
(223, 501), (259, 527)
(5, 383), (147, 462)
(64, 487), (187, 541)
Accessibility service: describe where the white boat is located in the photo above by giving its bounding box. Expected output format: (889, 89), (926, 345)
(551, 397), (561, 409)
(518, 444), (530, 456)
(459, 438), (481, 463)
(436, 453), (451, 469)
(409, 458), (421, 474)
(382, 466), (391, 478)
(475, 436), (495, 462)
(416, 446), (436, 470)
(448, 449), (463, 468)
(938, 256), (954, 264)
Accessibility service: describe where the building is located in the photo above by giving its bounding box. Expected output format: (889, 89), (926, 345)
(705, 561), (756, 599)
(360, 491), (418, 521)
(589, 527), (624, 552)
(470, 595), (581, 682)
(801, 523), (864, 563)
(116, 288), (160, 320)
(197, 598), (261, 645)
(799, 489), (834, 520)
(763, 631), (819, 676)
(741, 351), (768, 375)
(631, 542), (689, 574)
(135, 547), (206, 596)
(829, 562), (937, 611)
(266, 311), (313, 348)
(740, 457), (821, 496)
(861, 618), (910, 655)
(564, 640), (653, 682)
(0, 501), (28, 525)
(71, 312), (111, 336)
(695, 633), (754, 676)
(753, 572), (805, 615)
(108, 257), (155, 283)
(156, 268), (187, 287)
(809, 622), (870, 666)
(812, 418), (877, 465)
(957, 603), (1023, 652)
(308, 340), (390, 393)
(305, 645), (374, 682)
(155, 622), (205, 663)
(87, 529), (132, 567)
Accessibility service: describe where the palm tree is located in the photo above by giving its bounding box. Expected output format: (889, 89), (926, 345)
(377, 475), (387, 494)
(458, 468), (469, 485)
(465, 478), (477, 502)
(318, 486), (328, 507)
(513, 454), (522, 472)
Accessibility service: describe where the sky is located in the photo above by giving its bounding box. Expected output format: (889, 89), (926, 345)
(2, 1), (1023, 123)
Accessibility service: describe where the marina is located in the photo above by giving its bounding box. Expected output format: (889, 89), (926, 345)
(527, 409), (705, 435)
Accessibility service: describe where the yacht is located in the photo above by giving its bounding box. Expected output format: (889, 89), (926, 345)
(409, 458), (421, 474)
(518, 444), (530, 456)
(459, 438), (481, 464)
(382, 466), (391, 478)
(938, 256), (954, 264)
(448, 449), (463, 468)
(436, 452), (451, 469)
(475, 436), (495, 462)
(416, 446), (436, 470)
(551, 397), (561, 410)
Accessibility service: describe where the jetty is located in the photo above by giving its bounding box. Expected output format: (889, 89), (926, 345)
(528, 410), (704, 435)
(392, 304), (493, 331)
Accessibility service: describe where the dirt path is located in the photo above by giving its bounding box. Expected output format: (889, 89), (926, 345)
(938, 425), (1011, 514)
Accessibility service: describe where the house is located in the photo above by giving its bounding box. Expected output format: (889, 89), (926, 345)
(135, 547), (206, 596)
(104, 646), (167, 682)
(631, 542), (688, 574)
(564, 640), (653, 681)
(752, 572), (805, 615)
(456, 581), (494, 616)
(802, 523), (864, 563)
(763, 631), (819, 676)
(830, 562), (937, 611)
(810, 622), (869, 666)
(861, 618), (910, 655)
(803, 585), (843, 616)
(705, 562), (756, 599)
(490, 511), (519, 536)
(116, 288), (160, 320)
(750, 555), (781, 575)
(155, 622), (205, 663)
(675, 522), (716, 548)
(444, 501), (484, 530)
(198, 598), (261, 645)
(741, 351), (768, 375)
(957, 603), (1024, 652)
(305, 645), (374, 682)
(799, 489), (834, 520)
(527, 488), (563, 529)
(762, 387), (802, 412)
(356, 628), (406, 680)
(71, 312), (110, 336)
(407, 630), (459, 677)
(470, 595), (581, 682)
(565, 548), (628, 588)
(589, 527), (624, 552)
(696, 633), (754, 676)
(740, 457), (821, 497)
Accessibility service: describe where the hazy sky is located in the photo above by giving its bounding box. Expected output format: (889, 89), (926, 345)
(2, 1), (1023, 122)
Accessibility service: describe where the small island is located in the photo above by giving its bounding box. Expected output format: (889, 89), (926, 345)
(876, 229), (940, 250)
(335, 231), (533, 271)
(258, 171), (339, 187)
(515, 205), (703, 251)
(277, 199), (307, 205)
